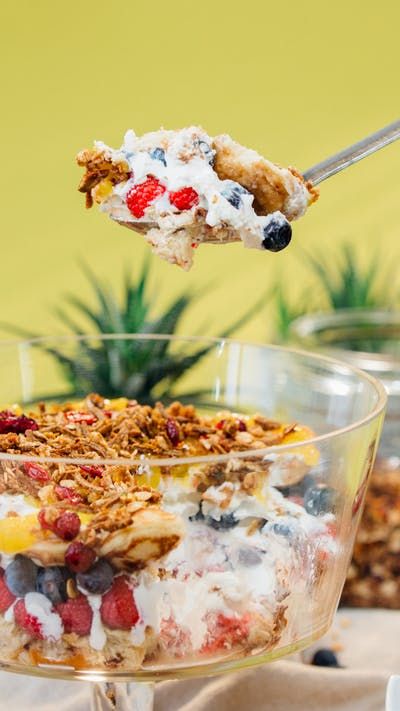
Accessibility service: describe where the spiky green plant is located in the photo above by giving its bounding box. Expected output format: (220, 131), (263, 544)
(271, 243), (397, 348)
(3, 258), (266, 404)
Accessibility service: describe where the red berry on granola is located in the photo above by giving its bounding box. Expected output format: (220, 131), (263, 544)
(55, 486), (83, 506)
(126, 176), (166, 218)
(0, 411), (38, 434)
(23, 462), (50, 483)
(38, 510), (81, 541)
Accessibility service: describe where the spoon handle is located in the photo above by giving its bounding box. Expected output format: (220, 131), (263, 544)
(303, 119), (400, 186)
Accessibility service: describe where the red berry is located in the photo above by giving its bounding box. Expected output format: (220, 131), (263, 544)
(216, 419), (225, 430)
(65, 411), (97, 425)
(202, 613), (250, 654)
(100, 575), (139, 630)
(237, 420), (247, 431)
(56, 594), (93, 636)
(0, 568), (16, 612)
(169, 187), (199, 211)
(126, 176), (166, 218)
(166, 418), (180, 447)
(65, 541), (96, 573)
(54, 512), (81, 541)
(14, 599), (43, 639)
(80, 465), (104, 478)
(23, 462), (50, 483)
(55, 485), (83, 506)
(0, 411), (38, 434)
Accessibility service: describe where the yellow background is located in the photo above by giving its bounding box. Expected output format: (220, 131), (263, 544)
(0, 0), (399, 341)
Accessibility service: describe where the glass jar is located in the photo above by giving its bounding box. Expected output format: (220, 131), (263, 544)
(291, 309), (400, 608)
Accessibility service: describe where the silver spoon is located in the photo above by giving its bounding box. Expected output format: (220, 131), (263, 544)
(118, 119), (400, 242)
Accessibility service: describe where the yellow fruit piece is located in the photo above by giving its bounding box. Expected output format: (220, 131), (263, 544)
(136, 467), (161, 489)
(0, 514), (40, 554)
(109, 398), (129, 411)
(0, 510), (93, 554)
(282, 425), (319, 466)
(92, 178), (114, 204)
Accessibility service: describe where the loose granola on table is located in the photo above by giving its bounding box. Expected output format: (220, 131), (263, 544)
(0, 394), (336, 672)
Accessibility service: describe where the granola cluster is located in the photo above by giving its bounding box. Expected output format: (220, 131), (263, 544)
(342, 461), (400, 608)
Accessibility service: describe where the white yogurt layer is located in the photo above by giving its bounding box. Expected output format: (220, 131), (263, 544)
(95, 127), (308, 269)
(24, 592), (63, 641)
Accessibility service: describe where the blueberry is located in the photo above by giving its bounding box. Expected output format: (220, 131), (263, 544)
(189, 506), (205, 523)
(5, 555), (38, 596)
(311, 648), (342, 668)
(304, 485), (337, 516)
(36, 566), (69, 605)
(222, 182), (251, 209)
(205, 513), (239, 530)
(262, 217), (292, 252)
(77, 558), (114, 595)
(272, 522), (293, 537)
(150, 147), (166, 166)
(238, 548), (263, 566)
(195, 140), (215, 165)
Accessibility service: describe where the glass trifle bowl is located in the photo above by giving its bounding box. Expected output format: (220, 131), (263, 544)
(0, 335), (386, 694)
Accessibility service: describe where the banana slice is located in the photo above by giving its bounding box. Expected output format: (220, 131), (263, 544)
(86, 505), (185, 570)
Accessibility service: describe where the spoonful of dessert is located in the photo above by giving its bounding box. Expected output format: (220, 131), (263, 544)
(77, 119), (400, 270)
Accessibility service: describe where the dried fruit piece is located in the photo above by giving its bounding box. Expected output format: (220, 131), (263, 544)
(55, 486), (83, 506)
(100, 575), (139, 630)
(80, 465), (104, 478)
(166, 418), (180, 446)
(23, 462), (50, 483)
(126, 176), (166, 218)
(65, 541), (96, 573)
(169, 187), (199, 211)
(57, 594), (93, 636)
(0, 411), (38, 434)
(65, 411), (97, 425)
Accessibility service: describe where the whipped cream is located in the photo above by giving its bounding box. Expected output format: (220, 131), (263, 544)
(0, 494), (38, 519)
(87, 594), (107, 651)
(24, 592), (63, 641)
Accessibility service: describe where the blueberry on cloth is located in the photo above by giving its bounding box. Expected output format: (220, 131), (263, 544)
(222, 182), (251, 209)
(311, 648), (342, 668)
(5, 555), (38, 596)
(36, 566), (68, 605)
(262, 217), (292, 252)
(205, 513), (239, 530)
(77, 558), (114, 595)
(304, 485), (337, 516)
(150, 147), (167, 166)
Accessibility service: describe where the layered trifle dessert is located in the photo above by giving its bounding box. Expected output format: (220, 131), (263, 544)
(0, 395), (337, 672)
(77, 126), (318, 269)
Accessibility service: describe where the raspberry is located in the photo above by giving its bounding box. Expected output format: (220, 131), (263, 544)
(65, 541), (96, 573)
(0, 411), (38, 435)
(166, 418), (180, 447)
(65, 411), (97, 425)
(14, 599), (44, 639)
(0, 568), (16, 613)
(23, 462), (50, 483)
(202, 613), (250, 654)
(80, 465), (104, 478)
(56, 594), (93, 636)
(100, 575), (139, 630)
(126, 176), (166, 218)
(55, 485), (83, 506)
(169, 187), (199, 211)
(39, 509), (81, 541)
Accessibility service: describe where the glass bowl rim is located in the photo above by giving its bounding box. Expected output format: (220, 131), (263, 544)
(0, 333), (387, 467)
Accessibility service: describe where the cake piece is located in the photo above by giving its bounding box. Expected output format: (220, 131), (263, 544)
(77, 127), (318, 269)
